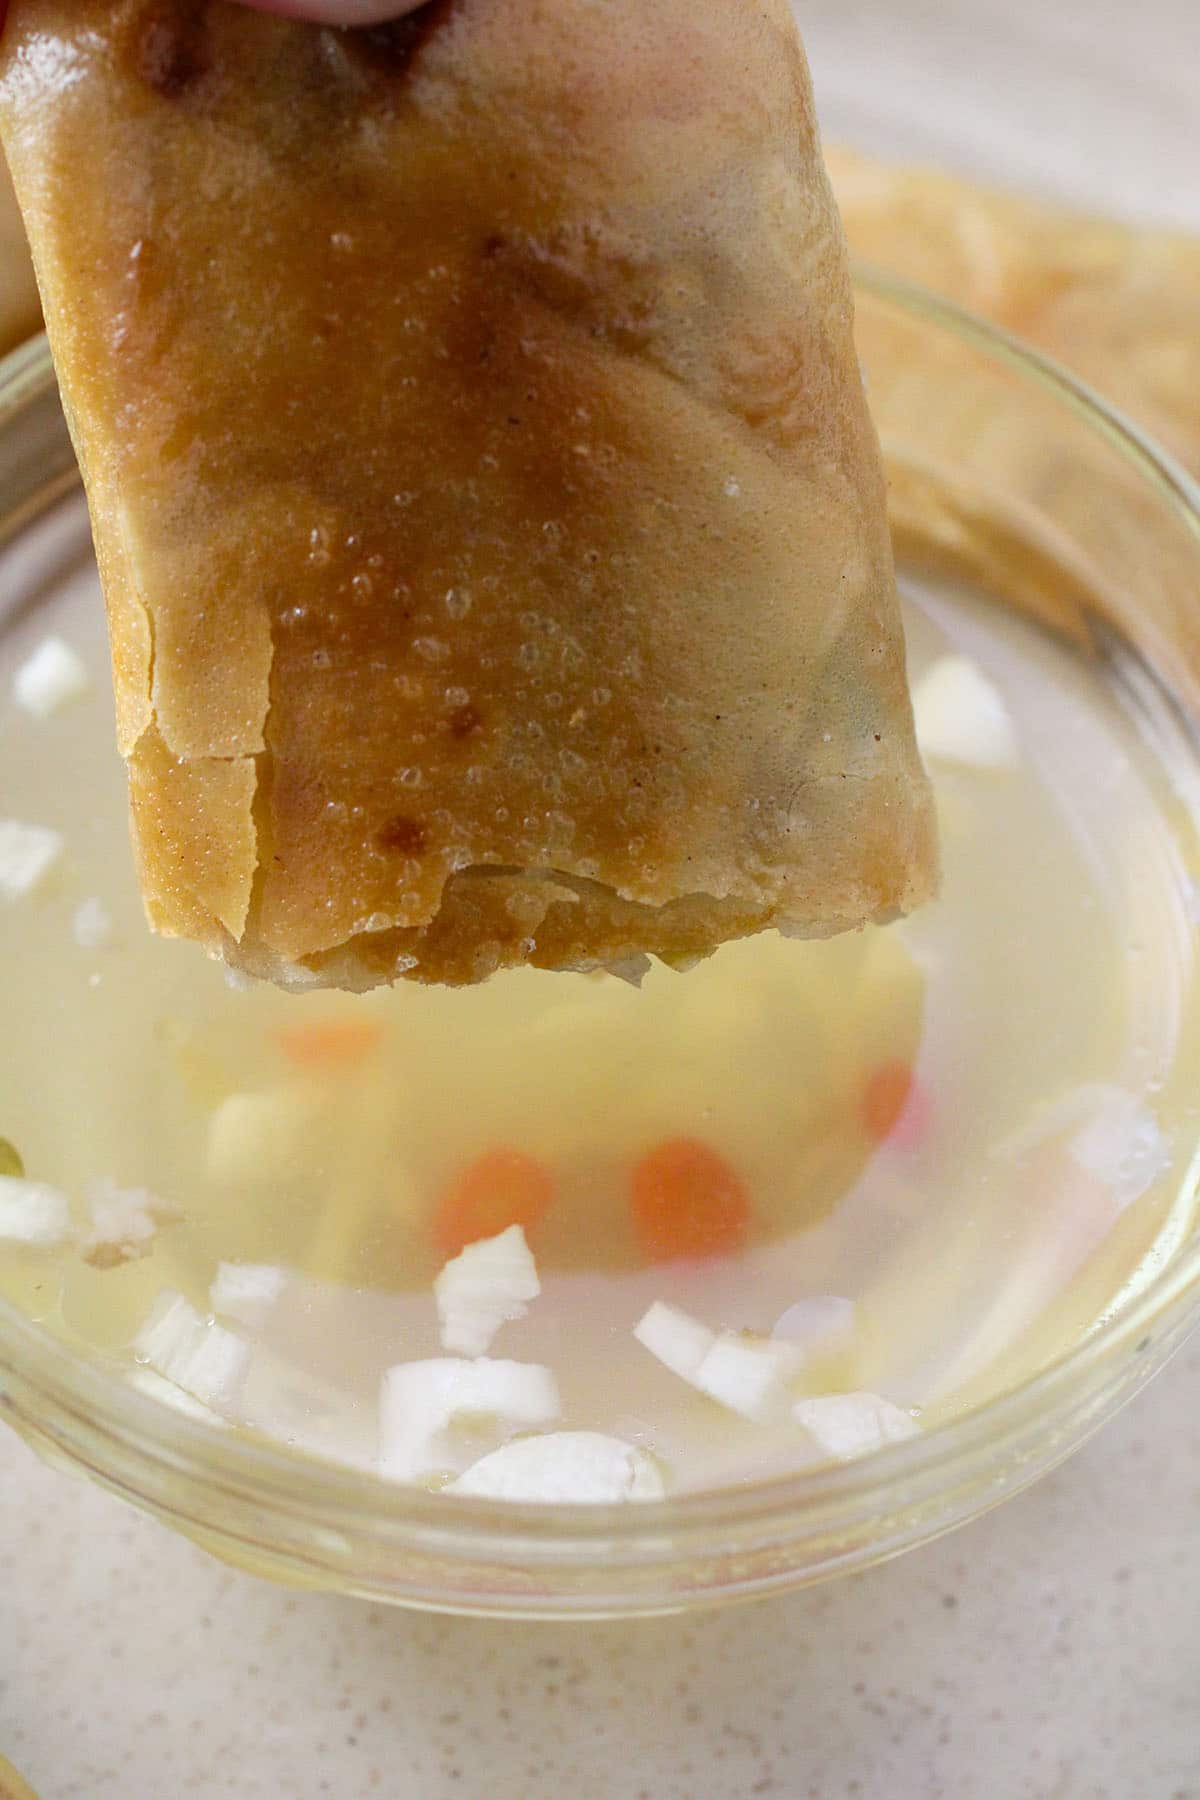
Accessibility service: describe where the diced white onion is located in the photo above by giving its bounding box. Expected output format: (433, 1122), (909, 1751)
(127, 1367), (228, 1427)
(77, 1177), (177, 1268)
(634, 1300), (804, 1420)
(133, 1290), (249, 1413)
(633, 1300), (715, 1383)
(0, 1175), (71, 1247)
(997, 1082), (1171, 1212)
(13, 636), (90, 718)
(998, 1081), (1127, 1159)
(72, 896), (112, 950)
(209, 1260), (288, 1326)
(236, 1348), (373, 1470)
(772, 1296), (858, 1359)
(434, 1224), (540, 1357)
(691, 1331), (804, 1421)
(0, 819), (64, 900)
(378, 1356), (560, 1485)
(449, 1432), (665, 1503)
(912, 654), (1019, 770)
(1068, 1094), (1171, 1212)
(793, 1392), (919, 1461)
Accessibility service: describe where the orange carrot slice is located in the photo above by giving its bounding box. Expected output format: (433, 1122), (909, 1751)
(861, 1060), (930, 1148)
(275, 1017), (383, 1070)
(861, 1061), (913, 1140)
(433, 1148), (554, 1259)
(630, 1137), (750, 1263)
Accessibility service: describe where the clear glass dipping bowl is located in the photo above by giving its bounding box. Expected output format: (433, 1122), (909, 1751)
(2, 271), (1199, 1618)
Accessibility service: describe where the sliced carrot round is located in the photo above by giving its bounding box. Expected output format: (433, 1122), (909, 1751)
(630, 1137), (750, 1263)
(275, 1017), (383, 1071)
(859, 1059), (931, 1147)
(433, 1148), (554, 1259)
(860, 1061), (913, 1141)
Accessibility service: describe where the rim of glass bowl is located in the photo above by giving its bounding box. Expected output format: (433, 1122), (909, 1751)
(3, 269), (1200, 1615)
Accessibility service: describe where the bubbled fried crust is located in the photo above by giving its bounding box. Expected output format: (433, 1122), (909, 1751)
(0, 0), (935, 989)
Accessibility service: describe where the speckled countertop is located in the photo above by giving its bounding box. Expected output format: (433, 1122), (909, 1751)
(4, 5), (1200, 1797)
(4, 1343), (1199, 1798)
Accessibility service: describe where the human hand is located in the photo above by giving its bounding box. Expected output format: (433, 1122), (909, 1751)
(240, 0), (435, 26)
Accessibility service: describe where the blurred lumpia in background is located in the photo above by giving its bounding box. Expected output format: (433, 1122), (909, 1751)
(0, 156), (39, 354)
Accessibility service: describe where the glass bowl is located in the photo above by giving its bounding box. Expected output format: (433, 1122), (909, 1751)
(2, 270), (1199, 1618)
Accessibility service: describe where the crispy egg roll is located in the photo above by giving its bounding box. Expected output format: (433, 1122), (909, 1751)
(0, 0), (934, 988)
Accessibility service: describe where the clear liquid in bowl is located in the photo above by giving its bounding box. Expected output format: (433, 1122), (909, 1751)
(2, 493), (1198, 1494)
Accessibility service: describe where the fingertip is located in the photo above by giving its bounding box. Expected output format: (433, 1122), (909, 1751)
(240, 0), (432, 24)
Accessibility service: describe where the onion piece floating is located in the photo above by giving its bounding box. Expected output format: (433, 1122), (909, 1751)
(378, 1356), (561, 1485)
(449, 1432), (665, 1503)
(633, 1300), (804, 1421)
(77, 1177), (179, 1268)
(1067, 1095), (1171, 1212)
(996, 1081), (1171, 1212)
(0, 1175), (71, 1247)
(632, 1299), (715, 1383)
(127, 1367), (228, 1427)
(434, 1224), (540, 1357)
(133, 1290), (249, 1414)
(772, 1295), (858, 1360)
(911, 654), (1019, 770)
(0, 819), (64, 901)
(72, 896), (113, 950)
(793, 1392), (919, 1461)
(209, 1260), (288, 1327)
(13, 635), (90, 718)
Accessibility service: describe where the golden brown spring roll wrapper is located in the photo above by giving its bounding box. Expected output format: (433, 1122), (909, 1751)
(829, 147), (1200, 713)
(0, 1753), (40, 1800)
(0, 0), (934, 989)
(828, 147), (1200, 480)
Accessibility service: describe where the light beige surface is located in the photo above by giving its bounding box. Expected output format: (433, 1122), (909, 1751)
(2, 1341), (1198, 1798)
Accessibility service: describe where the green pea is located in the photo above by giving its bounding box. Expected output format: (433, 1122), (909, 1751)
(0, 1137), (25, 1178)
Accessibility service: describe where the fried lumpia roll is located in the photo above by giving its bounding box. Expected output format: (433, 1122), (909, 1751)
(0, 0), (935, 989)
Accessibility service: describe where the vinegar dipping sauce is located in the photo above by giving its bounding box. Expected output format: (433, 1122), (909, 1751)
(3, 494), (1200, 1498)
